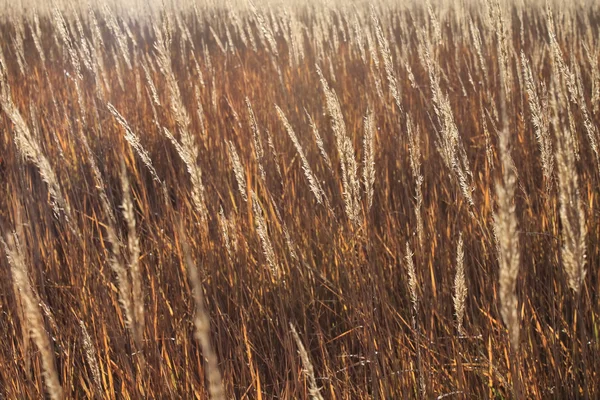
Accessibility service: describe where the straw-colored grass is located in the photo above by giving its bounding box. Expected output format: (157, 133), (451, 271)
(0, 1), (598, 398)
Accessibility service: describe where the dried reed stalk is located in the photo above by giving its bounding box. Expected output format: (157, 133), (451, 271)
(178, 224), (226, 400)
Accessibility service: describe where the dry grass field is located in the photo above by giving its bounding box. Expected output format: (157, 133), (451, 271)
(0, 0), (598, 398)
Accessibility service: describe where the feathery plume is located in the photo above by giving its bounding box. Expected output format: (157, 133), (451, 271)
(363, 108), (376, 210)
(121, 164), (144, 352)
(3, 233), (63, 400)
(276, 105), (325, 205)
(251, 192), (279, 278)
(305, 109), (333, 172)
(289, 323), (324, 400)
(1, 86), (77, 233)
(407, 116), (424, 248)
(79, 320), (102, 397)
(316, 64), (361, 224)
(453, 234), (467, 336)
(227, 141), (248, 202)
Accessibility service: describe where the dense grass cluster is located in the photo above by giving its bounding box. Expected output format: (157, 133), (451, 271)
(0, 0), (598, 398)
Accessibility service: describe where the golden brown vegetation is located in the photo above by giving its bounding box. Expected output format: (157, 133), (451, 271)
(0, 0), (598, 398)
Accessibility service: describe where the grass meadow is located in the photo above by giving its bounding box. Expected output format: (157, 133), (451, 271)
(0, 0), (598, 398)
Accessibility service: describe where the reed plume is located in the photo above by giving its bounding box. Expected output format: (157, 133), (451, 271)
(2, 233), (63, 400)
(79, 320), (102, 397)
(363, 108), (376, 211)
(522, 52), (553, 187)
(305, 109), (333, 172)
(407, 116), (424, 248)
(0, 78), (78, 234)
(289, 323), (324, 400)
(316, 64), (361, 224)
(227, 140), (248, 202)
(121, 164), (145, 353)
(276, 105), (325, 205)
(251, 191), (280, 278)
(453, 234), (467, 336)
